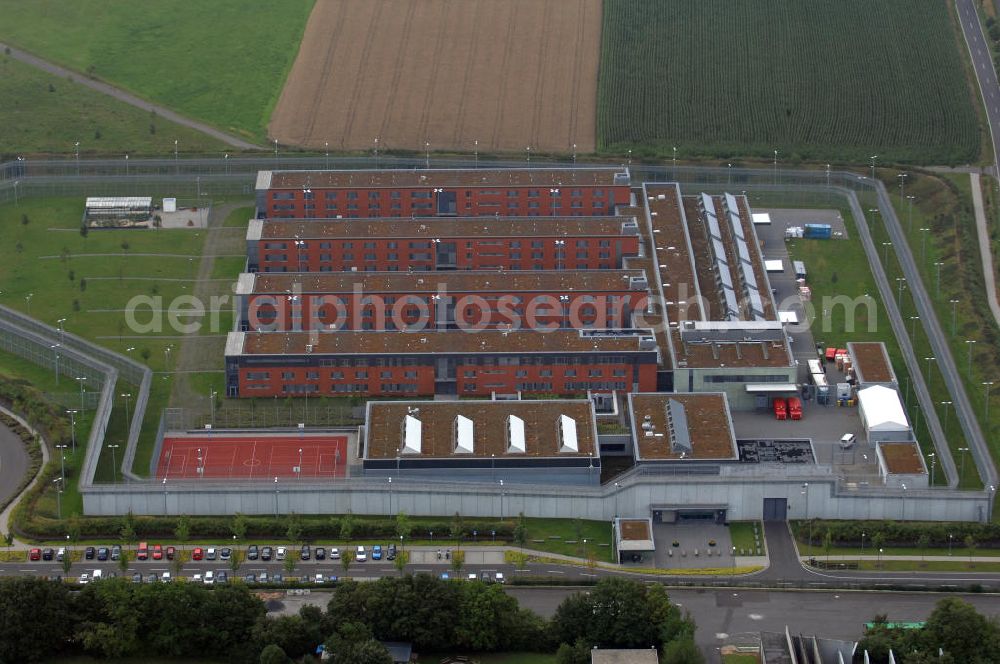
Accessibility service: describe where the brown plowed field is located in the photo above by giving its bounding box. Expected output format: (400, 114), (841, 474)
(269, 0), (601, 154)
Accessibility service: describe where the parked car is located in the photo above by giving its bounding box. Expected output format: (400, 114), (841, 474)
(313, 573), (324, 584)
(161, 572), (172, 583)
(97, 547), (109, 561)
(85, 547), (96, 560)
(203, 571), (215, 585)
(272, 573), (283, 584)
(56, 548), (66, 562)
(259, 571), (269, 584)
(466, 573), (477, 581)
(839, 433), (856, 449)
(220, 547), (231, 561)
(92, 569), (103, 581)
(131, 572), (142, 583)
(78, 573), (90, 585)
(330, 548), (341, 560)
(152, 544), (163, 560)
(261, 546), (273, 561)
(355, 546), (366, 562)
(192, 547), (204, 561)
(42, 548), (54, 561)
(216, 571), (228, 585)
(206, 547), (217, 561)
(137, 542), (149, 561)
(276, 547), (286, 561)
(300, 545), (311, 561)
(247, 545), (259, 561)
(111, 545), (122, 561)
(386, 544), (396, 561)
(29, 548), (41, 561)
(165, 546), (176, 560)
(315, 547), (326, 561)
(192, 573), (203, 583)
(244, 573), (256, 584)
(479, 571), (492, 583)
(145, 573), (158, 584)
(494, 572), (505, 584)
(326, 575), (338, 583)
(372, 545), (382, 561)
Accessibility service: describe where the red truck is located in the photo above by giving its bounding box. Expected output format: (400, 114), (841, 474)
(787, 397), (802, 420)
(773, 398), (788, 420)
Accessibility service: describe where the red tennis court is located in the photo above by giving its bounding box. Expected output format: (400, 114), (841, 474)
(157, 433), (348, 480)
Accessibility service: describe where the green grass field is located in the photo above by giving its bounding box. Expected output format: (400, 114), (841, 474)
(597, 0), (981, 164)
(728, 522), (764, 555)
(0, 0), (316, 142)
(0, 55), (226, 156)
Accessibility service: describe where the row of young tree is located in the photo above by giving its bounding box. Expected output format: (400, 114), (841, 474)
(0, 575), (703, 664)
(858, 598), (1000, 664)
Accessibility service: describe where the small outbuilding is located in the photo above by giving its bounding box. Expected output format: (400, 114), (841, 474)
(613, 517), (656, 564)
(876, 441), (929, 489)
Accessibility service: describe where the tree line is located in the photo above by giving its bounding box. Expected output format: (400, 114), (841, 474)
(0, 575), (703, 664)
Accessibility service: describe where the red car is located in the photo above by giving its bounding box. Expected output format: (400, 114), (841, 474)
(29, 548), (41, 561)
(165, 546), (176, 561)
(152, 544), (163, 560)
(192, 547), (204, 561)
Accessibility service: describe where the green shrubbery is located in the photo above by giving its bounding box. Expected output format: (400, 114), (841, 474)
(795, 520), (1000, 548)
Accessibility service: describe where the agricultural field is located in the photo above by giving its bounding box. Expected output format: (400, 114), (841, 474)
(0, 0), (315, 142)
(270, 0), (601, 153)
(0, 55), (226, 156)
(597, 0), (982, 164)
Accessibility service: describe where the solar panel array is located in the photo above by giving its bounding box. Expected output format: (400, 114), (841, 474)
(701, 194), (740, 319)
(723, 194), (766, 321)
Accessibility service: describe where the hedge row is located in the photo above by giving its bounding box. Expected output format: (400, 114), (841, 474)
(0, 376), (71, 448)
(796, 520), (1000, 548)
(0, 413), (43, 516)
(19, 512), (517, 543)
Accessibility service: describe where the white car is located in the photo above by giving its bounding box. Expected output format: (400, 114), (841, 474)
(78, 573), (90, 585)
(276, 546), (287, 561)
(56, 547), (66, 562)
(330, 548), (341, 560)
(203, 571), (215, 585)
(161, 572), (172, 583)
(192, 573), (203, 583)
(92, 569), (103, 581)
(259, 571), (269, 583)
(839, 433), (856, 449)
(206, 547), (217, 561)
(314, 573), (324, 584)
(494, 572), (505, 584)
(467, 573), (477, 582)
(355, 546), (367, 562)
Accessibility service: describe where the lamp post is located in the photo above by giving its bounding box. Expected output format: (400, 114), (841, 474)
(51, 344), (60, 385)
(121, 392), (132, 431)
(572, 143), (577, 165)
(928, 452), (936, 486)
(209, 389), (216, 427)
(958, 447), (970, 483)
(499, 479), (504, 520)
(526, 146), (531, 164)
(901, 483), (907, 520)
(825, 163), (831, 188)
(475, 139), (480, 168)
(870, 155), (878, 181)
(274, 477), (279, 517)
(273, 139), (278, 163)
(933, 262), (944, 296)
(297, 447), (303, 480)
(966, 340), (977, 376)
(425, 142), (430, 168)
(162, 478), (168, 514)
(949, 533), (954, 556)
(66, 410), (77, 453)
(773, 149), (778, 184)
(614, 481), (620, 517)
(925, 356), (936, 378)
(224, 152), (229, 175)
(940, 401), (953, 435)
(895, 277), (906, 308)
(727, 162), (732, 186)
(174, 140), (179, 173)
(108, 444), (120, 483)
(860, 531), (866, 558)
(909, 316), (919, 339)
(54, 478), (63, 520)
(374, 137), (379, 170)
(76, 376), (87, 411)
(57, 317), (66, 345)
(897, 172), (907, 204)
(881, 242), (891, 265)
(950, 299), (960, 336)
(919, 227), (930, 262)
(125, 153), (129, 176)
(74, 142), (80, 175)
(984, 381), (995, 420)
(24, 292), (32, 315)
(388, 477), (393, 515)
(55, 444), (68, 486)
(906, 195), (916, 232)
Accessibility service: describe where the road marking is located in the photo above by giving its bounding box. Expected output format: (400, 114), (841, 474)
(748, 613), (764, 621)
(546, 570), (565, 574)
(715, 633), (729, 640)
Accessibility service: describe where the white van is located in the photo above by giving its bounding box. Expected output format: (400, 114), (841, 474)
(839, 433), (856, 449)
(355, 545), (367, 562)
(92, 569), (103, 581)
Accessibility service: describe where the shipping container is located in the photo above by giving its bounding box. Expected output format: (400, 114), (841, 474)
(793, 260), (807, 279)
(804, 223), (833, 239)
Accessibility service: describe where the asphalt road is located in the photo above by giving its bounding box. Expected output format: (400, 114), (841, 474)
(0, 421), (30, 508)
(957, 0), (1000, 170)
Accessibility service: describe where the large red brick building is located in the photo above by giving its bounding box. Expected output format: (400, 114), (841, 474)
(255, 167), (631, 219)
(224, 329), (659, 398)
(235, 270), (651, 332)
(245, 216), (641, 273)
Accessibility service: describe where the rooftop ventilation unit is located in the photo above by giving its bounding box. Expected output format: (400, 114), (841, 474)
(506, 414), (526, 454)
(401, 414), (422, 455)
(557, 414), (579, 453)
(453, 415), (474, 454)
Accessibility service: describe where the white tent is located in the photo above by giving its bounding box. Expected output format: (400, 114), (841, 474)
(857, 385), (910, 442)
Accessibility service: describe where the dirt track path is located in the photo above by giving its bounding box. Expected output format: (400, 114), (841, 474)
(0, 41), (261, 151)
(169, 203), (248, 415)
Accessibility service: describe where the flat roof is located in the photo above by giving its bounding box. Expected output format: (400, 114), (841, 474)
(364, 400), (597, 459)
(618, 518), (652, 541)
(642, 184), (703, 322)
(254, 216), (632, 240)
(228, 329), (656, 357)
(243, 270), (647, 295)
(670, 327), (793, 368)
(849, 342), (896, 384)
(261, 167), (629, 190)
(628, 392), (737, 460)
(85, 196), (152, 208)
(591, 649), (659, 664)
(879, 441), (926, 475)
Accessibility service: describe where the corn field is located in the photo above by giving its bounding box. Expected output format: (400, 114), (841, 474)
(597, 0), (981, 165)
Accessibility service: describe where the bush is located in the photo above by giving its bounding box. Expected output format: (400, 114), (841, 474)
(794, 519), (1000, 548)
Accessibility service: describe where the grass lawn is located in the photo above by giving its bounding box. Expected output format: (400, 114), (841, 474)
(723, 654), (761, 664)
(0, 55), (226, 156)
(854, 559), (1000, 572)
(209, 256), (246, 281)
(0, 0), (316, 142)
(222, 205), (255, 228)
(728, 522), (765, 555)
(520, 517), (614, 562)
